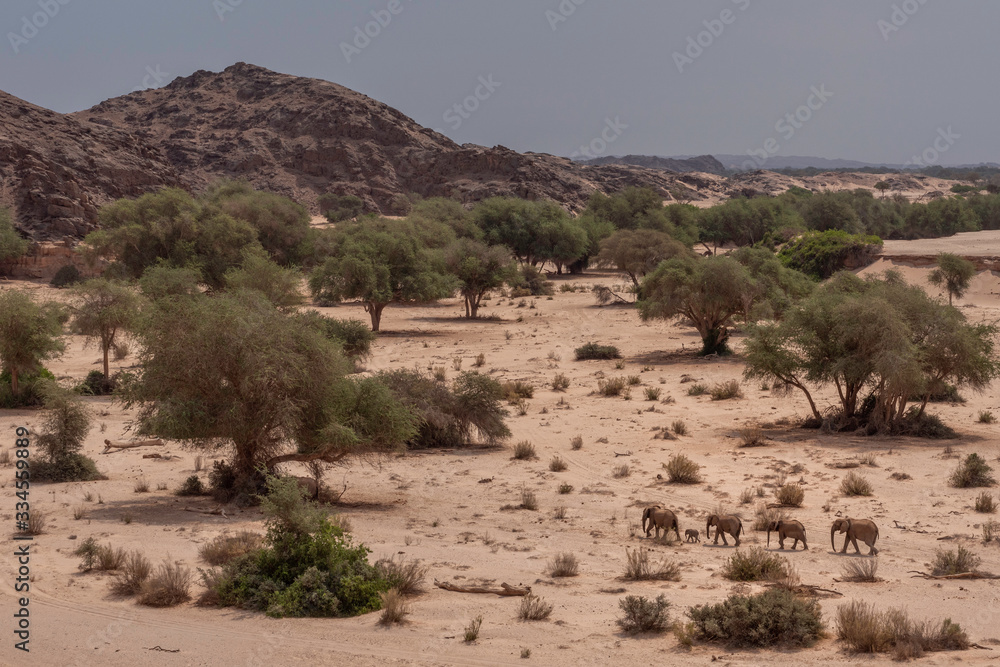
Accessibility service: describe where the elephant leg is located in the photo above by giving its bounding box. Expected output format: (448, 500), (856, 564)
(713, 532), (720, 545)
(733, 532), (740, 547)
(790, 538), (798, 550)
(802, 538), (808, 550)
(869, 542), (878, 556)
(778, 537), (785, 550)
(851, 537), (861, 554)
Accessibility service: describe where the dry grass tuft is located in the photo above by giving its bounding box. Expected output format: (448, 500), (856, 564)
(836, 601), (969, 659)
(548, 552), (579, 577)
(931, 546), (981, 576)
(378, 588), (410, 626)
(753, 504), (788, 531)
(612, 463), (630, 479)
(138, 561), (192, 607)
(570, 435), (583, 450)
(111, 550), (152, 595)
(519, 487), (538, 511)
(512, 440), (536, 460)
(738, 423), (767, 447)
(840, 558), (880, 583)
(710, 380), (743, 401)
(975, 492), (997, 513)
(464, 615), (483, 642)
(671, 420), (687, 436)
(774, 483), (805, 507)
(551, 373), (570, 391)
(623, 547), (681, 581)
(198, 531), (263, 566)
(377, 555), (428, 596)
(517, 594), (553, 621)
(133, 478), (150, 493)
(549, 456), (568, 472)
(840, 471), (874, 497)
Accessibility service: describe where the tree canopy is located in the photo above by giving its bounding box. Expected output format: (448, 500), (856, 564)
(444, 239), (517, 318)
(928, 252), (977, 305)
(0, 290), (64, 397)
(70, 278), (143, 379)
(595, 229), (689, 288)
(308, 218), (453, 331)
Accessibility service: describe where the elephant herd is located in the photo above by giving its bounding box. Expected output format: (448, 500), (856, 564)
(641, 506), (880, 555)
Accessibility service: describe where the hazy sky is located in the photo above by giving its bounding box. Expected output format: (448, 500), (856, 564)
(2, 0), (997, 165)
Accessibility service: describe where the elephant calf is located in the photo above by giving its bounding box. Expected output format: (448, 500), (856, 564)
(831, 518), (879, 555)
(684, 529), (700, 543)
(767, 519), (808, 550)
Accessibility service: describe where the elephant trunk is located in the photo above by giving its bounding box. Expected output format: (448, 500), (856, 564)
(642, 510), (649, 534)
(831, 525), (837, 551)
(706, 519), (711, 540)
(767, 525), (772, 548)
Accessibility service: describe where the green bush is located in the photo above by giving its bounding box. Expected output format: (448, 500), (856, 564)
(516, 265), (554, 296)
(574, 342), (622, 360)
(617, 595), (671, 634)
(50, 264), (83, 288)
(687, 588), (823, 648)
(177, 475), (207, 496)
(778, 230), (883, 279)
(32, 454), (104, 483)
(75, 369), (118, 396)
(296, 312), (376, 360)
(320, 194), (365, 222)
(33, 386), (104, 482)
(836, 601), (969, 659)
(205, 476), (389, 618)
(949, 453), (996, 488)
(0, 368), (55, 408)
(721, 547), (791, 582)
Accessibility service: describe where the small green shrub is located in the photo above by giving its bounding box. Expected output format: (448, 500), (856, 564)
(111, 550), (152, 595)
(517, 594), (553, 621)
(663, 453), (701, 484)
(617, 595), (671, 634)
(513, 440), (536, 460)
(774, 483), (804, 507)
(644, 387), (661, 401)
(720, 547), (790, 582)
(464, 615), (483, 642)
(977, 410), (995, 424)
(931, 546), (981, 576)
(686, 383), (708, 396)
(688, 588), (822, 648)
(575, 342), (622, 360)
(671, 420), (687, 436)
(949, 453), (996, 488)
(598, 376), (627, 396)
(975, 492), (997, 513)
(558, 483), (573, 494)
(50, 264), (83, 288)
(778, 229), (883, 280)
(177, 475), (207, 496)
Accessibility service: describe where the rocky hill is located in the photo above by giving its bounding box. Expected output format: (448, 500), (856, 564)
(580, 154), (726, 174)
(70, 63), (716, 220)
(0, 90), (180, 240)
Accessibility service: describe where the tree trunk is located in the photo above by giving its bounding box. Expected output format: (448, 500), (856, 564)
(366, 302), (386, 332)
(464, 296), (470, 318)
(699, 326), (730, 355)
(469, 296), (480, 319)
(102, 344), (110, 379)
(10, 368), (19, 396)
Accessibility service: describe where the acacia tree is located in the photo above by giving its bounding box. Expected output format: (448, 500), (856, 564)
(0, 290), (64, 396)
(71, 279), (143, 380)
(120, 290), (418, 495)
(638, 255), (758, 355)
(595, 229), (689, 289)
(308, 220), (452, 331)
(744, 271), (999, 431)
(874, 181), (890, 199)
(224, 248), (304, 312)
(928, 252), (977, 305)
(444, 239), (517, 318)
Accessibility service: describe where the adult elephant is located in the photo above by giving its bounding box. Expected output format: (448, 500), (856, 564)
(706, 514), (743, 546)
(642, 505), (681, 541)
(831, 518), (879, 555)
(767, 519), (808, 550)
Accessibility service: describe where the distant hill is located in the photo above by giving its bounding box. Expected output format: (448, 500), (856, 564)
(714, 155), (897, 171)
(578, 154), (726, 175)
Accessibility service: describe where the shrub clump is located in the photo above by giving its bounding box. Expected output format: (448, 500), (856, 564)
(840, 471), (873, 496)
(548, 552), (579, 577)
(931, 546), (981, 576)
(836, 601), (969, 659)
(623, 548), (681, 581)
(139, 560), (192, 607)
(574, 342), (622, 360)
(710, 380), (743, 401)
(111, 550), (152, 595)
(720, 547), (790, 582)
(663, 453), (701, 484)
(199, 531), (263, 566)
(778, 229), (883, 280)
(512, 440), (536, 460)
(376, 555), (427, 596)
(774, 483), (805, 507)
(33, 387), (104, 482)
(204, 476), (390, 617)
(949, 453), (996, 488)
(617, 594), (671, 634)
(517, 594), (553, 621)
(177, 475), (208, 496)
(688, 588), (823, 648)
(50, 264), (83, 288)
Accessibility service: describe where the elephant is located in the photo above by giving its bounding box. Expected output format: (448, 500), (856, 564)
(642, 505), (681, 541)
(767, 519), (808, 551)
(706, 514), (743, 546)
(831, 518), (879, 555)
(684, 529), (700, 543)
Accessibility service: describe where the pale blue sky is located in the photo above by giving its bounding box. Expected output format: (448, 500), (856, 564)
(2, 0), (997, 165)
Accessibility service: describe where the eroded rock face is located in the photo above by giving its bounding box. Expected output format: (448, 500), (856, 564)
(71, 63), (715, 216)
(0, 90), (181, 241)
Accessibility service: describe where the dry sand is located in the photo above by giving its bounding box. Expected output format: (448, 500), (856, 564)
(2, 247), (1000, 666)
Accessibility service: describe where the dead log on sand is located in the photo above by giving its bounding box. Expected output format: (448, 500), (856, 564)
(763, 582), (843, 598)
(434, 581), (531, 596)
(908, 570), (1000, 580)
(103, 438), (164, 453)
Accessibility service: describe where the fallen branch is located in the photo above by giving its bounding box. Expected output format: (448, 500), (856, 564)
(763, 582), (843, 598)
(103, 438), (164, 453)
(434, 581), (531, 596)
(908, 570), (1000, 580)
(614, 451), (632, 457)
(183, 507), (229, 519)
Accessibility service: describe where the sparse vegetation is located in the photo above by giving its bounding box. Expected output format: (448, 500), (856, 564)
(551, 373), (569, 391)
(949, 453), (996, 488)
(983, 520), (999, 544)
(836, 601), (969, 659)
(548, 553), (579, 577)
(138, 560), (192, 607)
(644, 387), (661, 401)
(753, 504), (788, 531)
(975, 492), (997, 513)
(570, 435), (583, 450)
(519, 487), (538, 511)
(517, 594), (553, 621)
(177, 475), (207, 496)
(612, 463), (630, 479)
(464, 615), (483, 642)
(774, 483), (805, 507)
(558, 483), (573, 494)
(617, 595), (671, 634)
(688, 588), (822, 648)
(840, 558), (880, 583)
(597, 376), (628, 397)
(376, 556), (428, 596)
(671, 420), (687, 436)
(931, 546), (981, 576)
(549, 456), (567, 472)
(978, 410), (996, 424)
(75, 538), (126, 572)
(738, 423), (766, 447)
(840, 471), (874, 496)
(663, 453), (701, 484)
(574, 342), (621, 360)
(199, 532), (263, 566)
(502, 380), (534, 402)
(377, 589), (409, 626)
(686, 383), (708, 396)
(710, 380), (743, 401)
(720, 547), (790, 582)
(111, 550), (152, 595)
(623, 548), (681, 581)
(513, 440), (536, 460)
(134, 478), (150, 493)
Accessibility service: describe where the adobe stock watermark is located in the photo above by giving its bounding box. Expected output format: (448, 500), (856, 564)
(902, 126), (959, 168)
(213, 0), (244, 23)
(340, 0), (413, 64)
(569, 117), (628, 160)
(546, 0), (587, 32)
(741, 85), (833, 171)
(132, 65), (170, 93)
(7, 0), (72, 54)
(673, 0), (751, 74)
(878, 0), (929, 41)
(441, 75), (501, 132)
